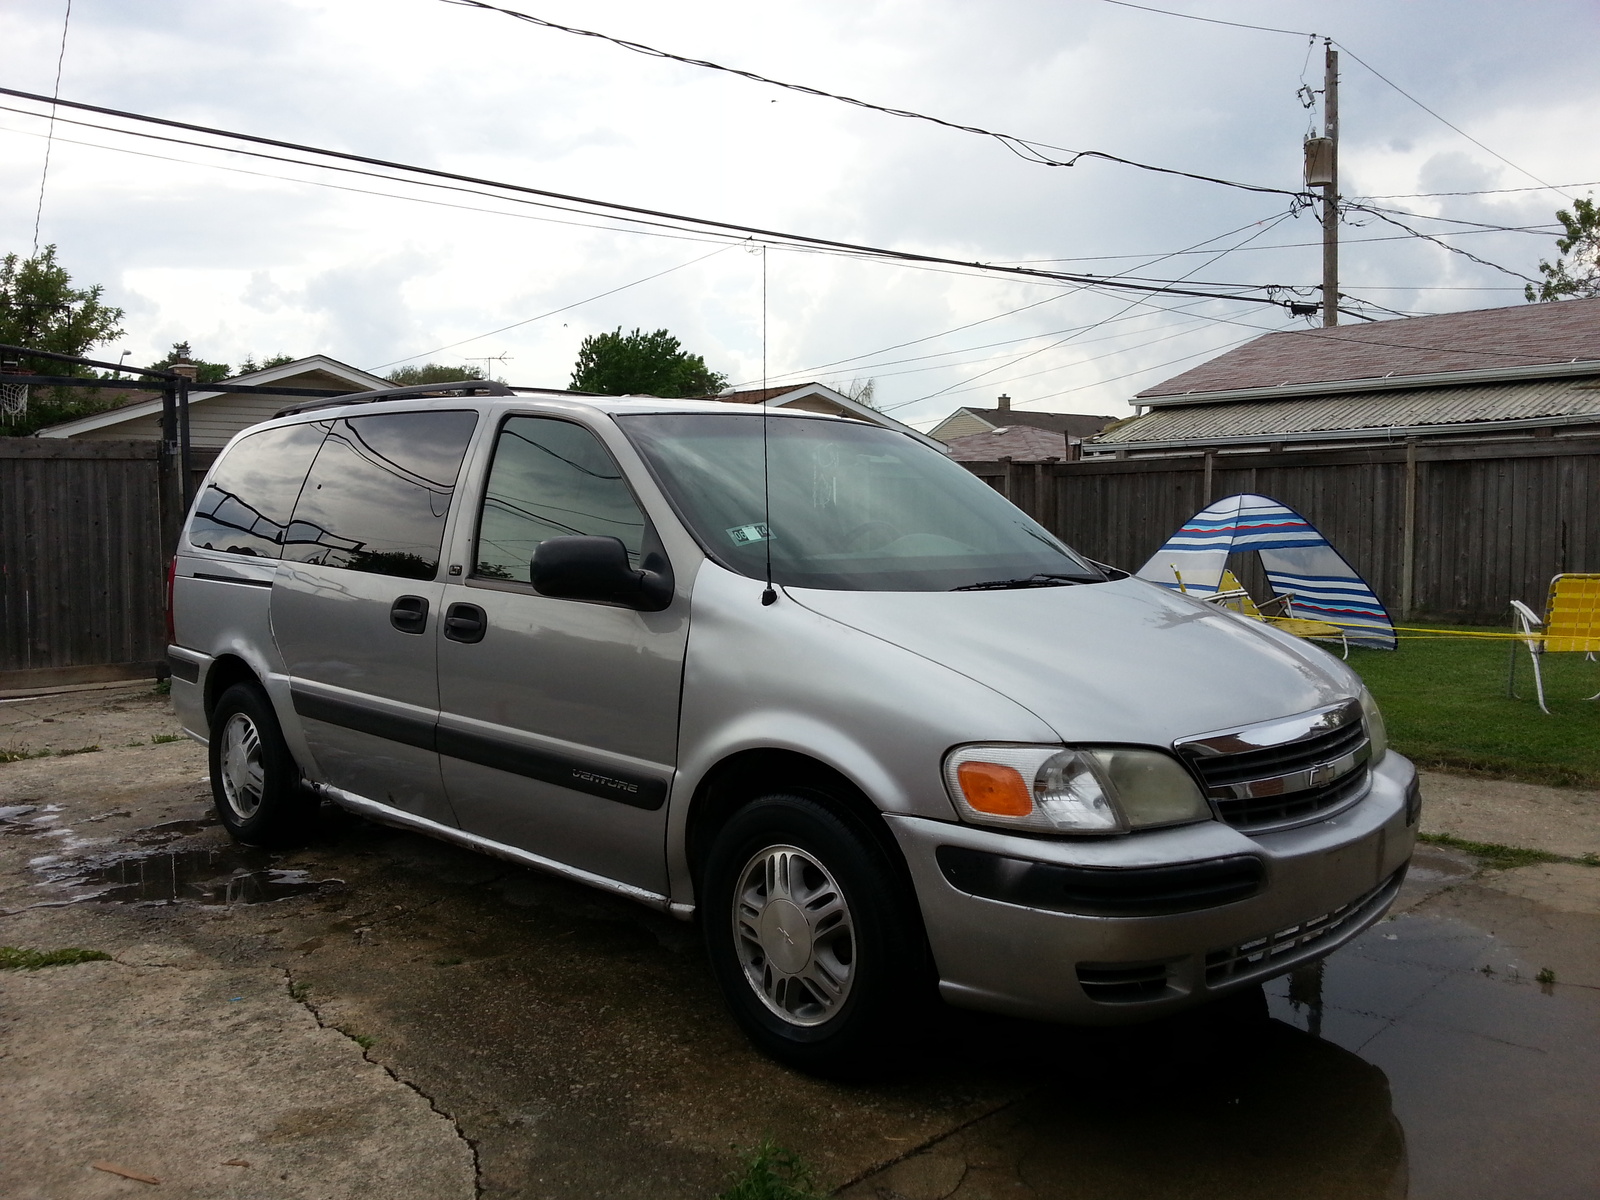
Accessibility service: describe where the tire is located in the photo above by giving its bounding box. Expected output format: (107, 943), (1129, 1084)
(208, 682), (317, 847)
(701, 792), (931, 1076)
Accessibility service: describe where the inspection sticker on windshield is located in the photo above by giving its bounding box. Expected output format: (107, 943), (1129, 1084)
(726, 522), (773, 546)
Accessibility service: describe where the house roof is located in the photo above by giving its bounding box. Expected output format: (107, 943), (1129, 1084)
(943, 425), (1071, 461)
(1138, 297), (1600, 399)
(704, 381), (944, 448)
(1090, 376), (1600, 449)
(951, 407), (1116, 438)
(36, 355), (393, 438)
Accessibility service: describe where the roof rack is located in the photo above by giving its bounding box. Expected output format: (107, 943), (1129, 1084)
(274, 379), (513, 418)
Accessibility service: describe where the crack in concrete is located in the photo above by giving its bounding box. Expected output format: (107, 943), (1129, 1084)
(281, 965), (485, 1199)
(828, 1093), (1030, 1196)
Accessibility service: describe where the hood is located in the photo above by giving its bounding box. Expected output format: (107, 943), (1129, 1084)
(787, 576), (1359, 747)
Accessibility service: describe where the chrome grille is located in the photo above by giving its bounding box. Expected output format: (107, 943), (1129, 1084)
(1176, 699), (1371, 833)
(1211, 767), (1369, 830)
(1205, 867), (1405, 985)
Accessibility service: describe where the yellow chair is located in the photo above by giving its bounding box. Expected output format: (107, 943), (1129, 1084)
(1205, 569), (1351, 657)
(1510, 573), (1600, 713)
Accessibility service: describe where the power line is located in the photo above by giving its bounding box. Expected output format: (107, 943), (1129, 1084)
(903, 311), (1259, 401)
(743, 213), (1294, 390)
(1334, 45), (1570, 199)
(1093, 0), (1563, 200)
(1341, 204), (1557, 235)
(892, 212), (1297, 409)
(30, 0), (72, 254)
(1360, 181), (1600, 199)
(372, 244), (737, 369)
(1096, 0), (1313, 39)
(435, 0), (1301, 197)
(0, 116), (738, 250)
(1342, 204), (1539, 283)
(0, 88), (1304, 308)
(991, 224), (1560, 264)
(801, 303), (1233, 390)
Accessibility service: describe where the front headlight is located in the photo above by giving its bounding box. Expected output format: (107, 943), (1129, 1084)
(1359, 688), (1389, 764)
(943, 744), (1212, 835)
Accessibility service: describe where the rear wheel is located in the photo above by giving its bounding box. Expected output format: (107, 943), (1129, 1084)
(702, 793), (930, 1075)
(208, 682), (317, 846)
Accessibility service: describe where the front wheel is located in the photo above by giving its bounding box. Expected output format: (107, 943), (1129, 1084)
(208, 682), (317, 846)
(701, 793), (931, 1075)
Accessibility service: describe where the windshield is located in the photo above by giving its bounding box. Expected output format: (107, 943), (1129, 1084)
(617, 413), (1103, 591)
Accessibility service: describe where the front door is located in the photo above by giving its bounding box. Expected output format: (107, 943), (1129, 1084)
(270, 408), (479, 827)
(436, 415), (688, 894)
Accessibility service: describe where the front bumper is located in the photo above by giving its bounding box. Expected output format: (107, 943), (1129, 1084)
(886, 751), (1417, 1024)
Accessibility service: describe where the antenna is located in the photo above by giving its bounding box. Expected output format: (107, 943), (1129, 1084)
(760, 244), (776, 606)
(465, 352), (512, 378)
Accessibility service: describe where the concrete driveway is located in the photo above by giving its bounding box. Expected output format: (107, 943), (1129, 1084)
(2, 684), (1597, 1199)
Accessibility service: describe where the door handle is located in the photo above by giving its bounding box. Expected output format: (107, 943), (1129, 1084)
(390, 595), (429, 634)
(444, 602), (487, 644)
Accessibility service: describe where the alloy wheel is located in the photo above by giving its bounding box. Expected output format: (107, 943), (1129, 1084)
(732, 844), (856, 1026)
(219, 711), (266, 821)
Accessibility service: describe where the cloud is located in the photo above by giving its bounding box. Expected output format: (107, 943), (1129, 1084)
(1, 0), (1596, 420)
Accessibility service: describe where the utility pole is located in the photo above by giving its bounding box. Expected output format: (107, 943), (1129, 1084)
(1321, 41), (1339, 327)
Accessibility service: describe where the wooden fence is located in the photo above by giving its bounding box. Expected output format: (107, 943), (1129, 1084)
(3, 432), (1595, 690)
(965, 434), (1600, 625)
(0, 439), (178, 690)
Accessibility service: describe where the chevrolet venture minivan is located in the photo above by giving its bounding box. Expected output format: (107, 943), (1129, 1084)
(169, 382), (1418, 1071)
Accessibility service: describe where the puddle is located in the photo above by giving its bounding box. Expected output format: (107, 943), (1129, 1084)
(0, 803), (62, 837)
(859, 913), (1600, 1200)
(45, 846), (341, 905)
(130, 816), (220, 843)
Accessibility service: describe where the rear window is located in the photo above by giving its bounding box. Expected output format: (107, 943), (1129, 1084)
(188, 422), (327, 558)
(281, 410), (479, 581)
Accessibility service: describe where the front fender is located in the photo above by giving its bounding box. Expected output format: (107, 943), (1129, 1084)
(665, 564), (1056, 907)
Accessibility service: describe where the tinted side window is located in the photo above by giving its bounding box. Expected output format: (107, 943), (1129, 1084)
(188, 422), (327, 558)
(475, 417), (646, 581)
(283, 410), (478, 581)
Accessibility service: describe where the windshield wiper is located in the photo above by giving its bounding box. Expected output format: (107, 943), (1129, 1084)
(951, 573), (1087, 591)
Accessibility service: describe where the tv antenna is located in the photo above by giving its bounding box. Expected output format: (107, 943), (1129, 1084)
(465, 353), (512, 378)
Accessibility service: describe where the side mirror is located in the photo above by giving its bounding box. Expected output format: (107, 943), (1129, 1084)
(530, 536), (674, 612)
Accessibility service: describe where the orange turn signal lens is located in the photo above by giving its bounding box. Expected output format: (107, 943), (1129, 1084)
(955, 760), (1034, 817)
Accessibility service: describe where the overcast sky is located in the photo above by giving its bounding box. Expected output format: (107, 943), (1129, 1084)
(3, 0), (1597, 427)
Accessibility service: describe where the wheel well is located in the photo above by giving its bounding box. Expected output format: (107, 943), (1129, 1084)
(203, 654), (264, 723)
(684, 749), (908, 886)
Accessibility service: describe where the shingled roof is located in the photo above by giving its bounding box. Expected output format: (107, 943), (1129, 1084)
(1138, 297), (1600, 399)
(943, 425), (1071, 462)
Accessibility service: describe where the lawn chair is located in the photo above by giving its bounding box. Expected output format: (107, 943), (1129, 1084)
(1508, 573), (1600, 714)
(1203, 569), (1352, 658)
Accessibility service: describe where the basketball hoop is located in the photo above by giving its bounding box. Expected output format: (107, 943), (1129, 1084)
(0, 361), (26, 418)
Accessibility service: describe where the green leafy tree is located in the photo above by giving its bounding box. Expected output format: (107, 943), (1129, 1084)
(384, 363), (489, 386)
(569, 327), (727, 397)
(238, 353), (296, 374)
(0, 245), (125, 435)
(1526, 197), (1600, 301)
(149, 341), (231, 384)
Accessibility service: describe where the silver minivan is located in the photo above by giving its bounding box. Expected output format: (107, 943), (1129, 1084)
(169, 383), (1418, 1071)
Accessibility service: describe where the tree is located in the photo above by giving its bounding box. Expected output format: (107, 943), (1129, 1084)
(842, 378), (877, 408)
(0, 245), (124, 374)
(569, 327), (727, 397)
(0, 245), (125, 435)
(1526, 197), (1600, 302)
(150, 341), (232, 384)
(239, 353), (296, 374)
(385, 363), (489, 386)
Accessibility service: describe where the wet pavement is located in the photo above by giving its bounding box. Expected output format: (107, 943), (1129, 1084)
(2, 685), (1598, 1198)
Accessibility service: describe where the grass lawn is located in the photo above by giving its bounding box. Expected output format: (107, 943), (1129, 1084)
(1347, 628), (1600, 789)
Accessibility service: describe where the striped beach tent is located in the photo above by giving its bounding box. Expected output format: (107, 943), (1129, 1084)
(1136, 494), (1396, 650)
